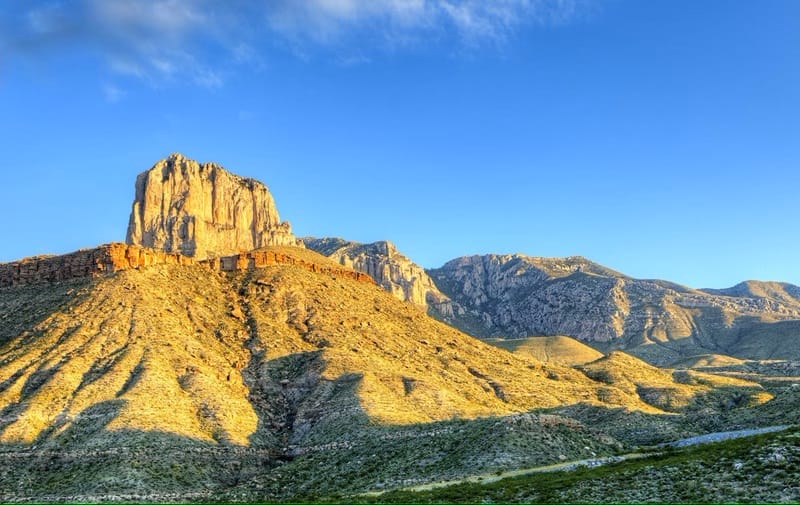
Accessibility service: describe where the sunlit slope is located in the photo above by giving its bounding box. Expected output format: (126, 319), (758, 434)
(0, 246), (772, 449)
(670, 353), (748, 369)
(233, 260), (610, 424)
(0, 264), (257, 445)
(487, 336), (604, 365)
(577, 351), (767, 413)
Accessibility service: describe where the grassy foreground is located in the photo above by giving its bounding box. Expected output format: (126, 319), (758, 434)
(355, 426), (800, 503)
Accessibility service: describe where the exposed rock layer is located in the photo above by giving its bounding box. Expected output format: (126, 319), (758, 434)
(0, 243), (191, 287)
(0, 244), (373, 287)
(126, 153), (300, 260)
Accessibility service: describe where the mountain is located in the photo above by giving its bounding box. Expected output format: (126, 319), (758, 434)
(126, 153), (300, 260)
(702, 280), (800, 305)
(0, 154), (780, 501)
(304, 240), (800, 365)
(427, 254), (800, 365)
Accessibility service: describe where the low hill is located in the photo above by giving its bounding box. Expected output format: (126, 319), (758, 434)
(577, 351), (763, 413)
(670, 353), (748, 369)
(486, 336), (604, 366)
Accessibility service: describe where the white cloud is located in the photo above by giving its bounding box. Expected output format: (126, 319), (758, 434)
(266, 0), (587, 46)
(1, 0), (590, 85)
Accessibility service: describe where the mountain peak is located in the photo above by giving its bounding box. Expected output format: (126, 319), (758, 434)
(126, 154), (301, 260)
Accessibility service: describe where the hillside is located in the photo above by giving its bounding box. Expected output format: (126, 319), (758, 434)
(0, 244), (775, 500)
(369, 426), (800, 503)
(486, 336), (604, 366)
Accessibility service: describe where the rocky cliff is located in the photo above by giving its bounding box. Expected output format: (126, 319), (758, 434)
(0, 244), (372, 287)
(304, 237), (451, 310)
(0, 243), (192, 287)
(428, 254), (800, 364)
(126, 153), (300, 260)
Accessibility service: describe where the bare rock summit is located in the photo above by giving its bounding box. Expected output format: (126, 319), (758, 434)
(126, 153), (301, 259)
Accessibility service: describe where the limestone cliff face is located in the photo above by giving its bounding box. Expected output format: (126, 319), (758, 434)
(0, 243), (193, 287)
(429, 254), (800, 364)
(126, 153), (300, 259)
(304, 238), (451, 310)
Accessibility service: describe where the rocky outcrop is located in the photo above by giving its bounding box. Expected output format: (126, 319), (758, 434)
(126, 153), (300, 260)
(209, 249), (373, 284)
(429, 254), (800, 364)
(0, 243), (193, 287)
(0, 245), (373, 288)
(304, 238), (450, 310)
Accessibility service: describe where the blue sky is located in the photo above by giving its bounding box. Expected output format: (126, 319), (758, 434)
(1, 0), (798, 288)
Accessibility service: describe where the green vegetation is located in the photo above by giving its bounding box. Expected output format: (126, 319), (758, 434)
(364, 427), (800, 503)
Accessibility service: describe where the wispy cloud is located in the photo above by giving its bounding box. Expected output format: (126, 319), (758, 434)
(0, 0), (590, 86)
(1, 0), (234, 86)
(266, 0), (589, 48)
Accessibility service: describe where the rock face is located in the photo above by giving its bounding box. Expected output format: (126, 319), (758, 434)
(0, 243), (193, 287)
(304, 237), (450, 310)
(126, 153), (300, 260)
(428, 254), (800, 364)
(211, 247), (374, 284)
(0, 244), (372, 288)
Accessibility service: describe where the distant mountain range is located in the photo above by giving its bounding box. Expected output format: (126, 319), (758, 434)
(305, 240), (800, 365)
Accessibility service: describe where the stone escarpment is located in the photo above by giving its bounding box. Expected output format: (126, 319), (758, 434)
(304, 238), (449, 310)
(210, 248), (374, 284)
(0, 243), (192, 287)
(0, 244), (373, 287)
(126, 153), (300, 260)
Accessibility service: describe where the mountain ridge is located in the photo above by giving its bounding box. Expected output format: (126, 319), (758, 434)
(307, 236), (800, 364)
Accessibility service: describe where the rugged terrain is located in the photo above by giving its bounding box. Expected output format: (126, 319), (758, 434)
(428, 254), (800, 364)
(308, 238), (800, 365)
(1, 154), (798, 502)
(0, 243), (787, 501)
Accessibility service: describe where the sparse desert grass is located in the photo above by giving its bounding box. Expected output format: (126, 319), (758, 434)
(486, 335), (604, 365)
(365, 427), (800, 503)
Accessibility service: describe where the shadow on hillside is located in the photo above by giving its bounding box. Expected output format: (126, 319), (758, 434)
(621, 305), (800, 364)
(0, 279), (92, 348)
(1, 346), (798, 501)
